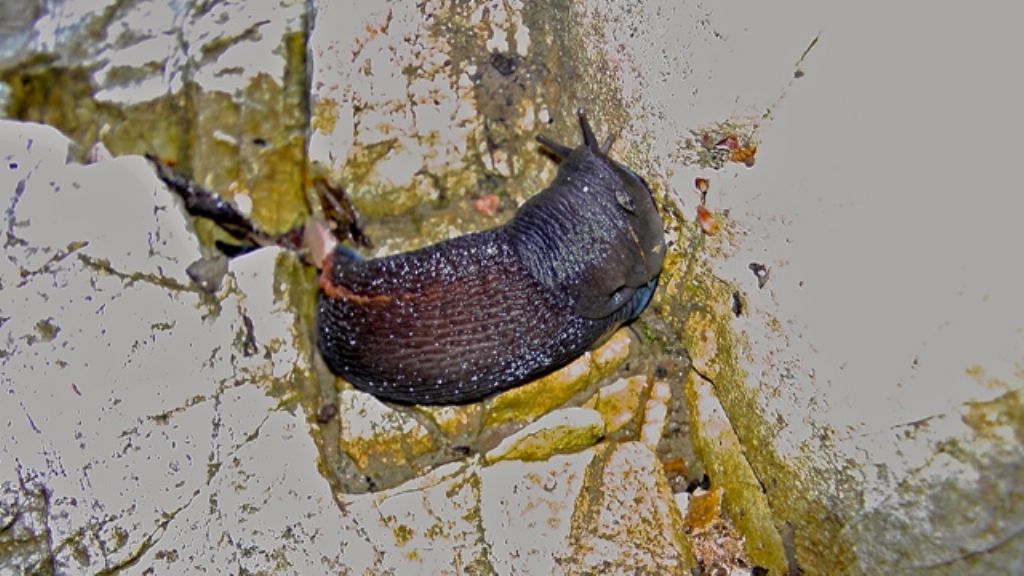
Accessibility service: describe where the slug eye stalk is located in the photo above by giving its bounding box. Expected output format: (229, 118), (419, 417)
(536, 109), (615, 160)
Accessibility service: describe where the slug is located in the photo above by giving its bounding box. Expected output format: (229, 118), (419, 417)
(317, 111), (666, 404)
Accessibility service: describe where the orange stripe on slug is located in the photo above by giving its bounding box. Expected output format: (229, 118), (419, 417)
(319, 256), (392, 305)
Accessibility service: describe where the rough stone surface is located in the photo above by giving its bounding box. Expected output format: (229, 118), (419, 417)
(640, 379), (672, 452)
(338, 388), (438, 472)
(307, 0), (565, 220)
(485, 407), (605, 464)
(0, 120), (324, 573)
(481, 451), (594, 575)
(0, 0), (309, 235)
(566, 442), (694, 574)
(585, 375), (647, 435)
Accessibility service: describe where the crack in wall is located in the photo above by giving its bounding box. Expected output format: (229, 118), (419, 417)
(916, 521), (1024, 570)
(690, 364), (770, 496)
(75, 253), (196, 293)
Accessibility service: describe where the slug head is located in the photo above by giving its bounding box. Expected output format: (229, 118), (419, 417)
(528, 111), (667, 320)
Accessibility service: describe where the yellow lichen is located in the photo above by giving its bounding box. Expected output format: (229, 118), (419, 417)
(312, 97), (340, 135)
(587, 376), (647, 435)
(485, 408), (605, 463)
(685, 370), (788, 574)
(417, 402), (483, 442)
(962, 388), (1023, 444)
(484, 329), (632, 429)
(338, 391), (439, 473)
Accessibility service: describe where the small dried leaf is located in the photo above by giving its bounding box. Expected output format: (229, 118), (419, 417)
(697, 205), (719, 235)
(684, 487), (724, 533)
(714, 136), (740, 151)
(662, 457), (689, 478)
(731, 144), (758, 167)
(472, 194), (500, 217)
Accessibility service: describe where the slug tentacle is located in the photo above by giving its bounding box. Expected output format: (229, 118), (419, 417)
(536, 110), (613, 160)
(317, 110), (666, 404)
(600, 134), (616, 155)
(577, 109), (599, 151)
(536, 135), (573, 160)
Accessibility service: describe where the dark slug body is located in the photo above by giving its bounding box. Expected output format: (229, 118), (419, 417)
(317, 112), (666, 404)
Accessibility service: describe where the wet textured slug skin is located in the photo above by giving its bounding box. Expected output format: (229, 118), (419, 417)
(317, 112), (666, 404)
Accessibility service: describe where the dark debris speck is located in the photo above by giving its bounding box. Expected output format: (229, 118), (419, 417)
(686, 473), (712, 493)
(731, 291), (744, 317)
(749, 262), (770, 289)
(316, 403), (338, 423)
(489, 52), (518, 76)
